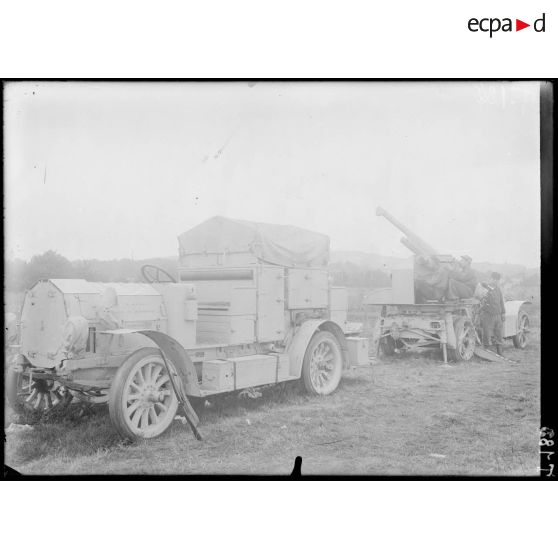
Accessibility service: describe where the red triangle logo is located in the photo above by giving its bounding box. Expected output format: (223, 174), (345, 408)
(516, 19), (530, 31)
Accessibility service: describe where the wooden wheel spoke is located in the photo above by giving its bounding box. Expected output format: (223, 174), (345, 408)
(131, 405), (144, 428)
(155, 374), (169, 389)
(143, 364), (153, 384)
(148, 407), (158, 424)
(154, 401), (168, 413)
(140, 409), (149, 429)
(151, 364), (163, 384)
(127, 400), (142, 417)
(33, 392), (43, 409)
(135, 369), (145, 386)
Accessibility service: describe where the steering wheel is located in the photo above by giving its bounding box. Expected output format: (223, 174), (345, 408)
(141, 264), (177, 284)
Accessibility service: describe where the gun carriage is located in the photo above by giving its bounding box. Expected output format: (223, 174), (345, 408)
(366, 207), (531, 362)
(7, 217), (369, 440)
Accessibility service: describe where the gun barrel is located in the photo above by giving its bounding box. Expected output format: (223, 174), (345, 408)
(400, 236), (424, 256)
(376, 206), (438, 256)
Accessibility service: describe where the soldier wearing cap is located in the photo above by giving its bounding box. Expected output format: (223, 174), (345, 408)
(414, 255), (449, 302)
(447, 255), (477, 300)
(480, 272), (506, 356)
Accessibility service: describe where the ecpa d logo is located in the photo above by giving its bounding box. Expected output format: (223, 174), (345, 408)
(468, 13), (546, 37)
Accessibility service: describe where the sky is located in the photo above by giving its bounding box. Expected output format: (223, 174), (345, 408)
(4, 81), (541, 267)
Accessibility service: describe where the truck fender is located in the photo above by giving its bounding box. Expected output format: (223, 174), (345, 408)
(503, 300), (531, 339)
(286, 320), (350, 379)
(102, 329), (201, 397)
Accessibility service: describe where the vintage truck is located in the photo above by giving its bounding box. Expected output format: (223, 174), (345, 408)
(7, 217), (369, 440)
(364, 207), (531, 362)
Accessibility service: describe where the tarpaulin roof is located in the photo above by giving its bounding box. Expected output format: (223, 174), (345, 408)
(178, 216), (330, 267)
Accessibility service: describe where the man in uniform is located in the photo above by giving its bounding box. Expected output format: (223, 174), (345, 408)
(414, 256), (448, 302)
(480, 272), (506, 356)
(447, 255), (477, 300)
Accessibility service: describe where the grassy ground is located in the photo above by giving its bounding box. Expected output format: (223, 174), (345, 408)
(4, 320), (540, 476)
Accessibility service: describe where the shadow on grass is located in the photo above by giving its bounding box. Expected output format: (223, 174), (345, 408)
(197, 380), (310, 422)
(6, 403), (125, 466)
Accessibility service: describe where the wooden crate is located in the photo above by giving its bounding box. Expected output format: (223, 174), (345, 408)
(228, 354), (278, 389)
(346, 337), (370, 366)
(201, 359), (235, 391)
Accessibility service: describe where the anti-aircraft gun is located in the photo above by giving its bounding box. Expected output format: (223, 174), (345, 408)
(366, 207), (531, 363)
(375, 206), (438, 257)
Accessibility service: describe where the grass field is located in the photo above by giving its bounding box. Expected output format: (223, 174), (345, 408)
(4, 316), (540, 476)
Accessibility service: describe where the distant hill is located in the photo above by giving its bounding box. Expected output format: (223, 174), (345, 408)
(470, 262), (527, 277)
(330, 250), (413, 271)
(330, 250), (533, 277)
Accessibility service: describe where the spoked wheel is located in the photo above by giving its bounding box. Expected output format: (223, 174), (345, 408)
(301, 331), (343, 395)
(109, 348), (179, 440)
(449, 318), (476, 362)
(513, 312), (530, 349)
(6, 368), (73, 414)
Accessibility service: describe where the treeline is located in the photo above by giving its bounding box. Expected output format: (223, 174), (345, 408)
(329, 261), (391, 289)
(6, 251), (394, 292)
(5, 251), (177, 292)
(5, 251), (539, 300)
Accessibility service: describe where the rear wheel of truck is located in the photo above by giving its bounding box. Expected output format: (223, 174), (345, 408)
(109, 348), (179, 440)
(380, 335), (403, 356)
(301, 331), (343, 396)
(6, 367), (73, 415)
(449, 318), (476, 362)
(513, 311), (529, 349)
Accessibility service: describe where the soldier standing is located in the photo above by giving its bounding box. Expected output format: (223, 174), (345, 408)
(480, 272), (506, 355)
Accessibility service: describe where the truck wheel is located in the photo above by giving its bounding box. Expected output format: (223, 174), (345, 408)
(449, 318), (476, 362)
(109, 348), (179, 440)
(380, 336), (402, 356)
(301, 331), (343, 396)
(6, 367), (72, 414)
(513, 312), (529, 349)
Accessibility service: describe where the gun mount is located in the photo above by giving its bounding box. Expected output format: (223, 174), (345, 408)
(368, 207), (531, 364)
(376, 206), (437, 256)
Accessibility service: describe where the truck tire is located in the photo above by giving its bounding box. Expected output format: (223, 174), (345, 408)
(513, 311), (529, 349)
(448, 318), (476, 362)
(6, 367), (72, 415)
(109, 348), (179, 440)
(380, 336), (402, 356)
(301, 331), (343, 396)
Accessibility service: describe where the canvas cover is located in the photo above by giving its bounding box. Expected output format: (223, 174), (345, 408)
(178, 216), (330, 267)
